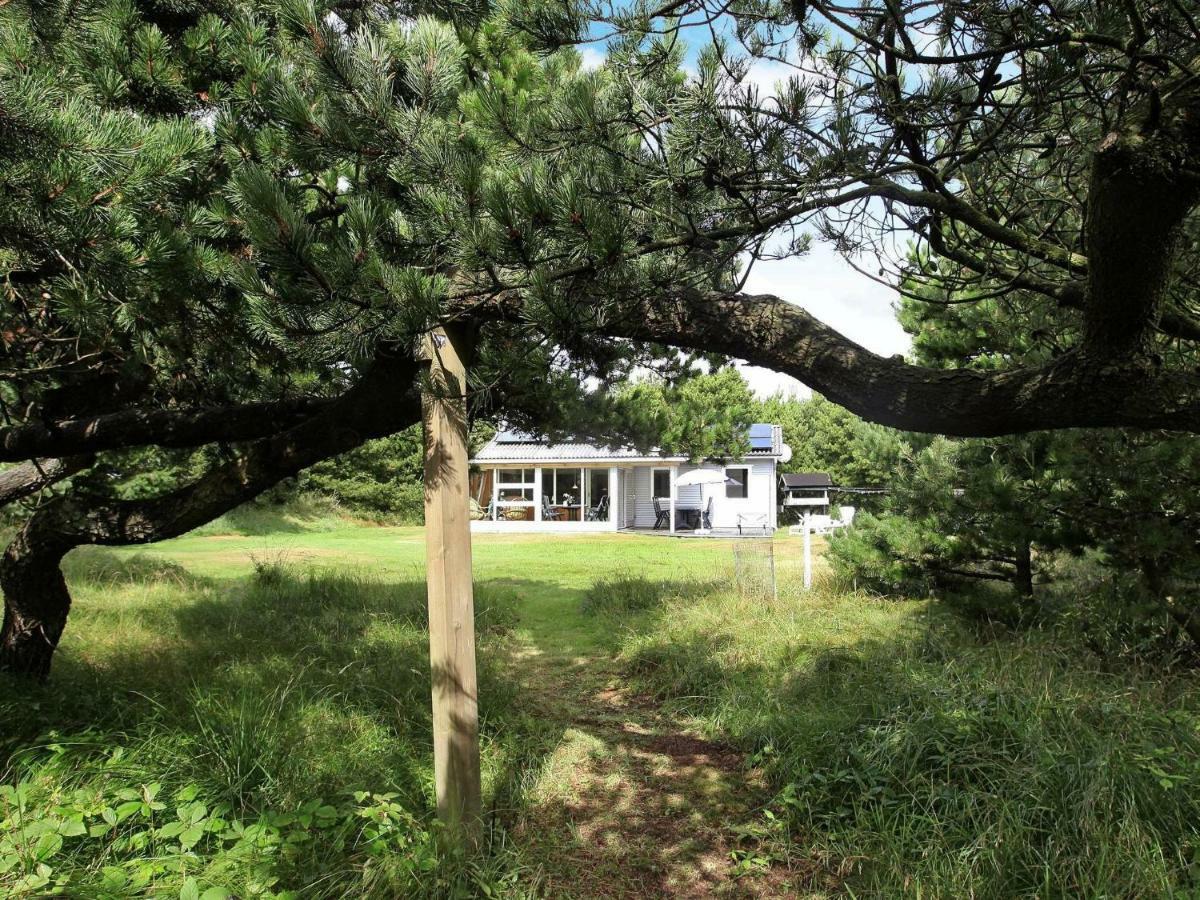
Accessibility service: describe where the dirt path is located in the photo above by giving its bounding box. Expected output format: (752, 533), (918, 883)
(508, 649), (795, 898)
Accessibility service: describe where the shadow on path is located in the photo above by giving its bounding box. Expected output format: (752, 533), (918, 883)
(503, 643), (798, 898)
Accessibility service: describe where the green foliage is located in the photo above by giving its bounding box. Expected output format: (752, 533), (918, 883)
(0, 775), (448, 899)
(826, 511), (940, 597)
(0, 555), (525, 896)
(757, 393), (903, 488)
(609, 368), (756, 460)
(829, 256), (1200, 643)
(294, 429), (427, 523)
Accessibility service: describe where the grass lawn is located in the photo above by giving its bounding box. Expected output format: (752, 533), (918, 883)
(3, 517), (1200, 897)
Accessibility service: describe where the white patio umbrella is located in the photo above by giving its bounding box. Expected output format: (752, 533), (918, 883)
(673, 469), (737, 534)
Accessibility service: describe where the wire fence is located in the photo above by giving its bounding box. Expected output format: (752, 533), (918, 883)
(732, 538), (777, 601)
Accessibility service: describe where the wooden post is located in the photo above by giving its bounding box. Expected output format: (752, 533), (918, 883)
(421, 325), (482, 848)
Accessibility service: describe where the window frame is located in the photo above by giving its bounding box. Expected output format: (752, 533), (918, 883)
(494, 468), (536, 506)
(651, 467), (672, 500)
(724, 467), (749, 499)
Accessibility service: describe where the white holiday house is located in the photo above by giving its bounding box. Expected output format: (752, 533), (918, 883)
(469, 424), (787, 535)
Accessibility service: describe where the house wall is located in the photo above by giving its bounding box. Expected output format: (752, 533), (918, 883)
(625, 460), (776, 530)
(707, 460), (776, 530)
(469, 459), (778, 532)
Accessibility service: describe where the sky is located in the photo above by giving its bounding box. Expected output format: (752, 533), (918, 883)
(736, 245), (912, 399)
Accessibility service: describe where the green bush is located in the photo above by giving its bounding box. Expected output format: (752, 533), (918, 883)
(826, 512), (939, 597)
(0, 767), (494, 898)
(0, 562), (527, 897)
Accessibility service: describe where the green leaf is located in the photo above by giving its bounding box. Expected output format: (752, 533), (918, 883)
(180, 877), (200, 900)
(34, 831), (63, 860)
(59, 818), (87, 837)
(180, 823), (205, 850)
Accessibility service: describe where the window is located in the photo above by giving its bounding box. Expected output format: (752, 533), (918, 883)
(652, 468), (671, 499)
(496, 468), (535, 503)
(541, 468), (584, 505)
(588, 470), (609, 506)
(725, 467), (748, 499)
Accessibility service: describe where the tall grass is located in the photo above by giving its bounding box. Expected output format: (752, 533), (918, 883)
(0, 557), (532, 897)
(609, 573), (1200, 896)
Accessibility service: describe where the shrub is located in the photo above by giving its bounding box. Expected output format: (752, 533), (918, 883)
(826, 512), (939, 597)
(0, 768), (464, 898)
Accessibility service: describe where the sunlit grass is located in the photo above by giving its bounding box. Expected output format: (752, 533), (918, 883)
(609, 568), (1200, 897)
(4, 517), (1199, 896)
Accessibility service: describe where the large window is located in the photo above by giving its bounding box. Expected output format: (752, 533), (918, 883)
(652, 468), (671, 499)
(588, 470), (609, 508)
(542, 468), (583, 505)
(495, 468), (535, 502)
(725, 467), (749, 499)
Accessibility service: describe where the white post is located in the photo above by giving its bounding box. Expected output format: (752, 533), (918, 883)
(803, 511), (812, 590)
(490, 469), (499, 521)
(669, 464), (678, 533)
(608, 466), (619, 531)
(533, 467), (543, 522)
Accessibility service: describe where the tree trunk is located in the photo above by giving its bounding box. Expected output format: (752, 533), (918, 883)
(1014, 540), (1034, 600)
(0, 529), (73, 679)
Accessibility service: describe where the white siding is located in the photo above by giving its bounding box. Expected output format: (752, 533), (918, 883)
(471, 459), (777, 533)
(708, 460), (776, 530)
(624, 460), (775, 530)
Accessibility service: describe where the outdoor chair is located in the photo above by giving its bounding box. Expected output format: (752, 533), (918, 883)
(541, 496), (563, 520)
(701, 496), (714, 530)
(652, 497), (670, 529)
(586, 495), (609, 522)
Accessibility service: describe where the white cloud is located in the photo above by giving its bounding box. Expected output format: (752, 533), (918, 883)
(736, 242), (912, 398)
(578, 46), (607, 71)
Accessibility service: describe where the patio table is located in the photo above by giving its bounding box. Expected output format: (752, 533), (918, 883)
(551, 503), (583, 522)
(675, 507), (702, 529)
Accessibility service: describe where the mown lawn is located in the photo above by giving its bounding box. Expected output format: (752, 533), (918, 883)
(2, 518), (1200, 898)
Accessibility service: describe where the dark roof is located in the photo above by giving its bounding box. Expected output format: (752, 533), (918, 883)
(781, 472), (833, 489)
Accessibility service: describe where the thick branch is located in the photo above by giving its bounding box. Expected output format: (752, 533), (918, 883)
(0, 456), (94, 507)
(0, 350), (426, 678)
(7, 356), (421, 554)
(0, 397), (330, 462)
(596, 288), (1200, 435)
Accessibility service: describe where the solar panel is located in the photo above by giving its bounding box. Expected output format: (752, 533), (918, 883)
(495, 429), (536, 443)
(747, 423), (774, 449)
